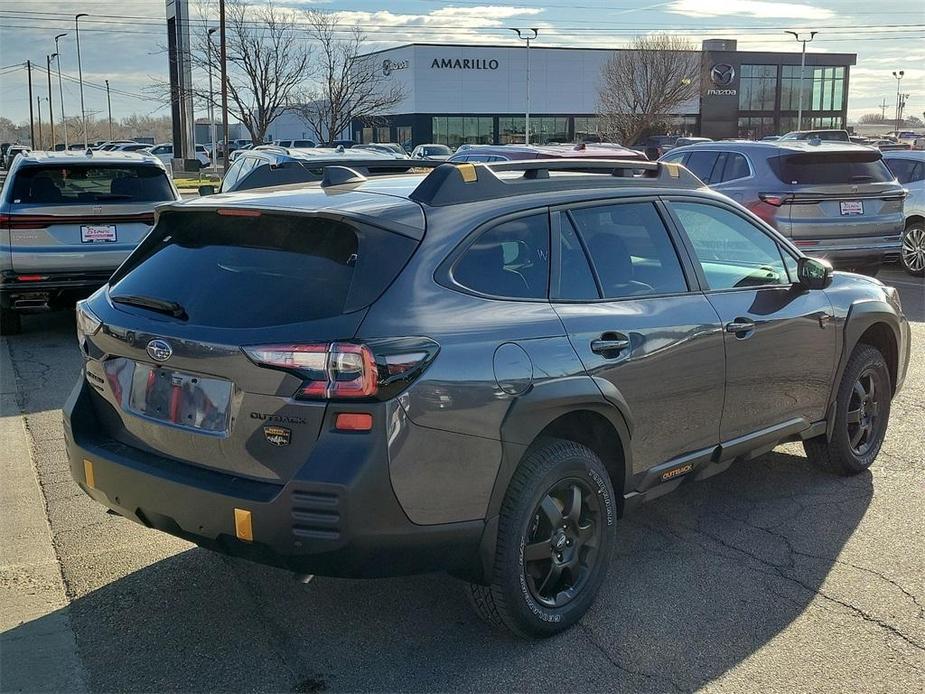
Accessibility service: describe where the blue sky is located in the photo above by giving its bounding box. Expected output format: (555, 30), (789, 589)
(1, 0), (923, 125)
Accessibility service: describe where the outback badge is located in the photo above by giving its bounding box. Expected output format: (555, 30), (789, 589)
(263, 425), (291, 447)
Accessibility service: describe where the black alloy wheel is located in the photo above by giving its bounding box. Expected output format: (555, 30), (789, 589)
(523, 479), (602, 608)
(846, 368), (883, 457)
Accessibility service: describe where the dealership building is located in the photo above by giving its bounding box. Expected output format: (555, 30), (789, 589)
(352, 39), (855, 148)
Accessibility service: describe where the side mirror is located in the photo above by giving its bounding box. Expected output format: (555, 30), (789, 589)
(797, 256), (832, 290)
(198, 184), (216, 196)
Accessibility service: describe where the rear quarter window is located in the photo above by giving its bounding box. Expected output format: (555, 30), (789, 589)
(9, 165), (174, 205)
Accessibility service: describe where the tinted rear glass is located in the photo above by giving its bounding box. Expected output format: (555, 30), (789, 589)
(109, 212), (417, 328)
(770, 151), (894, 185)
(10, 165), (174, 205)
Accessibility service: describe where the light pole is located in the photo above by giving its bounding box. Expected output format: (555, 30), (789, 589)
(75, 14), (88, 148)
(37, 97), (44, 149)
(892, 71), (905, 133)
(510, 28), (538, 145)
(46, 53), (56, 149)
(220, 0), (229, 167)
(785, 30), (817, 131)
(105, 79), (113, 140)
(208, 27), (218, 172)
(53, 33), (68, 148)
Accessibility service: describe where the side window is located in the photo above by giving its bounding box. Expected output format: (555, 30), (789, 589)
(671, 202), (789, 289)
(237, 156), (260, 183)
(685, 151), (720, 183)
(884, 158), (923, 184)
(661, 151), (687, 165)
(721, 153), (750, 182)
(219, 158), (245, 191)
(554, 218), (599, 301)
(452, 214), (550, 300)
(569, 202), (688, 298)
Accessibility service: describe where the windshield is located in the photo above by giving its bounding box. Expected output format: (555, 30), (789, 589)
(424, 146), (452, 155)
(9, 164), (175, 205)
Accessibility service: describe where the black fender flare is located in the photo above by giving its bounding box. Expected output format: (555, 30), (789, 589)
(471, 375), (633, 583)
(826, 299), (902, 440)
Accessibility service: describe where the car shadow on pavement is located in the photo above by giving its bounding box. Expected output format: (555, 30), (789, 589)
(2, 449), (874, 693)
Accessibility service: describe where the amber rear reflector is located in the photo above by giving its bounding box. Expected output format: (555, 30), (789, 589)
(217, 208), (262, 217)
(335, 413), (374, 431)
(83, 459), (95, 489)
(234, 508), (253, 541)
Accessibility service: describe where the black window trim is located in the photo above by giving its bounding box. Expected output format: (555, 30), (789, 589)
(548, 195), (698, 304)
(660, 195), (803, 294)
(436, 206), (553, 303)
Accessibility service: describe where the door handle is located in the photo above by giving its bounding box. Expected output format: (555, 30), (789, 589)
(591, 333), (630, 356)
(725, 319), (756, 336)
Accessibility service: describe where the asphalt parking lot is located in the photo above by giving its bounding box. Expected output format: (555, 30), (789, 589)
(1, 268), (922, 693)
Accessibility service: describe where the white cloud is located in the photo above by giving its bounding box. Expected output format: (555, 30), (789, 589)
(667, 0), (834, 19)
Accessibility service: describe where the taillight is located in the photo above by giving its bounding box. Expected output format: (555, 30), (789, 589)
(758, 193), (790, 207)
(243, 338), (439, 401)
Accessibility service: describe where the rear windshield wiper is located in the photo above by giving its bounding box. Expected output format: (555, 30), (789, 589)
(111, 294), (188, 319)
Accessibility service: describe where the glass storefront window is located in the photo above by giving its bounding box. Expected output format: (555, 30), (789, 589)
(739, 65), (777, 111)
(431, 116), (493, 147)
(574, 116), (599, 142)
(737, 116), (775, 139)
(397, 126), (413, 151)
(781, 64), (845, 112)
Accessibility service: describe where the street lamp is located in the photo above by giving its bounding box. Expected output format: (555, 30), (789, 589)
(208, 27), (219, 172)
(46, 53), (57, 149)
(785, 30), (818, 131)
(53, 32), (68, 148)
(892, 71), (905, 133)
(510, 28), (538, 145)
(75, 13), (89, 148)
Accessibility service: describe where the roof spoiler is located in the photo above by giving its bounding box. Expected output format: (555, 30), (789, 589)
(409, 159), (703, 207)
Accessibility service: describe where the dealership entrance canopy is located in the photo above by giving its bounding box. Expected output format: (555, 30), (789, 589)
(355, 39), (855, 148)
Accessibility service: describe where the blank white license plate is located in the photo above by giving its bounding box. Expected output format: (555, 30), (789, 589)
(840, 201), (864, 216)
(81, 224), (117, 243)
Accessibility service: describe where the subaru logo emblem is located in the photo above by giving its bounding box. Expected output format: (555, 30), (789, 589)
(146, 339), (173, 362)
(710, 63), (736, 86)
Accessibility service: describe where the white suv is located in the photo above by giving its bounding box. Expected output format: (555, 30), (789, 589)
(883, 151), (925, 276)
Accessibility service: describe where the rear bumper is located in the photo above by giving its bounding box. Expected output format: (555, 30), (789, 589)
(63, 378), (484, 579)
(797, 239), (902, 268)
(0, 270), (113, 309)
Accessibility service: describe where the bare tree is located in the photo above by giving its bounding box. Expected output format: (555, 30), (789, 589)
(597, 35), (700, 145)
(294, 10), (405, 144)
(151, 1), (310, 144)
(858, 113), (887, 124)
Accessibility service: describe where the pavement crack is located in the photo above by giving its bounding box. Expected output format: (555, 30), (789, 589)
(577, 622), (687, 692)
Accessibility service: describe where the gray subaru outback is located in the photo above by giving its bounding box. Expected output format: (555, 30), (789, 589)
(65, 160), (910, 638)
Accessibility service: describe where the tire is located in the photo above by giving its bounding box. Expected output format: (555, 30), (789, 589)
(467, 438), (617, 638)
(900, 222), (925, 277)
(804, 344), (891, 475)
(0, 307), (22, 336)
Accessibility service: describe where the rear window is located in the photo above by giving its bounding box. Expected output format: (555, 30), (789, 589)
(108, 212), (417, 328)
(10, 165), (174, 205)
(770, 151), (894, 185)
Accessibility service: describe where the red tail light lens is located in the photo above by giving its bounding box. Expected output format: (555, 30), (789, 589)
(243, 338), (438, 401)
(758, 193), (789, 207)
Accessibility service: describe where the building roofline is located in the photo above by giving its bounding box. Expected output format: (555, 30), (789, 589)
(360, 42), (855, 61)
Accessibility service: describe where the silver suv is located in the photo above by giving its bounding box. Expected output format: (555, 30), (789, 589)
(0, 150), (179, 334)
(660, 141), (905, 275)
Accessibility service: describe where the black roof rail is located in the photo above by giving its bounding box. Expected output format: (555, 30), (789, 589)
(409, 159), (702, 206)
(319, 160), (443, 187)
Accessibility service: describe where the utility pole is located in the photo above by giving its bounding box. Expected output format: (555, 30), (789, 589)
(220, 0), (229, 169)
(786, 30), (818, 131)
(879, 97), (888, 121)
(37, 97), (44, 149)
(76, 14), (89, 148)
(47, 54), (56, 149)
(510, 28), (538, 145)
(208, 27), (218, 172)
(54, 33), (68, 148)
(892, 71), (905, 134)
(105, 80), (113, 140)
(27, 60), (35, 148)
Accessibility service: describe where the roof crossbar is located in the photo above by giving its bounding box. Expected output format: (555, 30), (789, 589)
(409, 159), (702, 207)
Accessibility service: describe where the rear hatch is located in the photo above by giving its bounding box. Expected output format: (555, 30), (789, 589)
(80, 208), (420, 483)
(5, 162), (175, 273)
(769, 149), (905, 243)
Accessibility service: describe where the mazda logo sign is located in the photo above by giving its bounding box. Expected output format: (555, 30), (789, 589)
(146, 338), (173, 362)
(710, 64), (736, 87)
